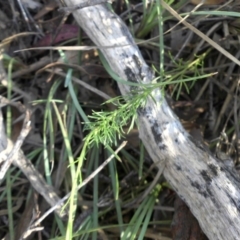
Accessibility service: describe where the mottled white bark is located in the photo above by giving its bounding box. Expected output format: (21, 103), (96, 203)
(64, 0), (240, 239)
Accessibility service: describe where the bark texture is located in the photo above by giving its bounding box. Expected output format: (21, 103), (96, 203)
(64, 1), (240, 239)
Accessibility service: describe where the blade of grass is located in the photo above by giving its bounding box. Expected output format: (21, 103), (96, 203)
(139, 142), (145, 179)
(121, 196), (149, 239)
(67, 80), (89, 124)
(137, 194), (156, 240)
(189, 10), (240, 17)
(43, 80), (62, 185)
(108, 150), (123, 234)
(92, 145), (99, 240)
(156, 0), (164, 77)
(6, 173), (14, 239)
(52, 101), (76, 239)
(6, 56), (14, 240)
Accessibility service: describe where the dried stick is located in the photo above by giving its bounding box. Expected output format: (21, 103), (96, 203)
(0, 97), (31, 181)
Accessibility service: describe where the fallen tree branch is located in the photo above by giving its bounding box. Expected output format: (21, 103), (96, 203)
(63, 0), (240, 239)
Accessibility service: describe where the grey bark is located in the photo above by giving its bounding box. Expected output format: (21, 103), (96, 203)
(64, 1), (240, 239)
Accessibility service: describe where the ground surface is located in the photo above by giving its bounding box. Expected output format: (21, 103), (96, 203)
(0, 0), (239, 239)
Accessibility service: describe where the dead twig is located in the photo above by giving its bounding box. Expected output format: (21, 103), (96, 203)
(0, 96), (31, 182)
